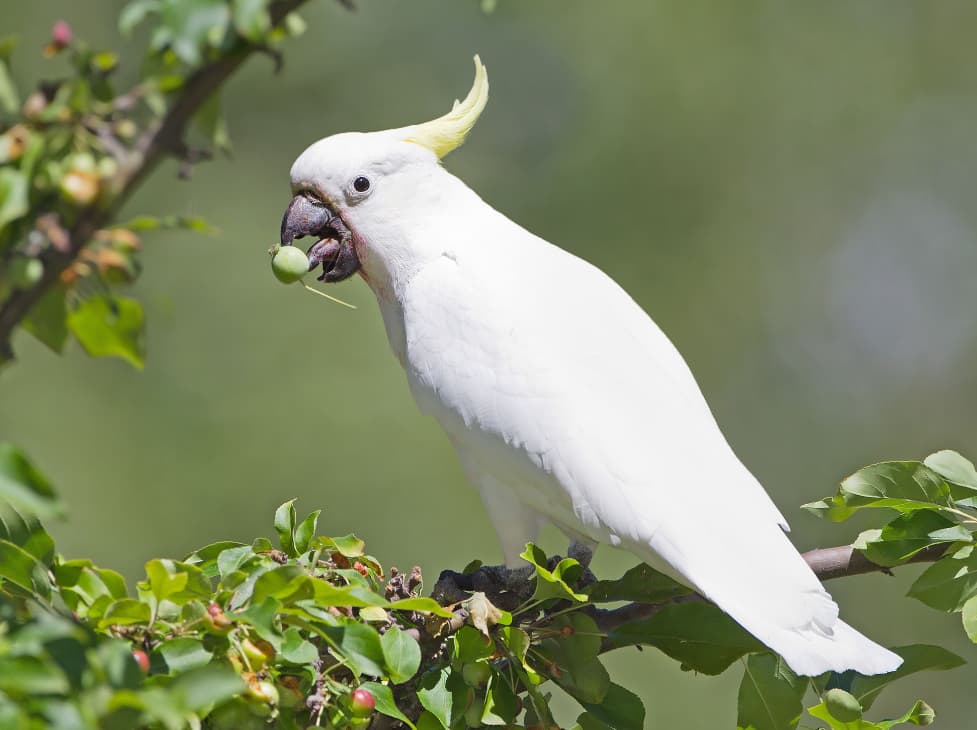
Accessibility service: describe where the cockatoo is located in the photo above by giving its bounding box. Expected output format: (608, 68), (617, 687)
(279, 57), (901, 677)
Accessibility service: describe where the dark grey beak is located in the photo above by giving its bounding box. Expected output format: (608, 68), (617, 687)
(279, 194), (361, 283)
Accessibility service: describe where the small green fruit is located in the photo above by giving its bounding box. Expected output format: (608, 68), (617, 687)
(824, 688), (862, 723)
(270, 244), (309, 284)
(462, 662), (492, 688)
(247, 679), (279, 706)
(241, 638), (272, 670)
(69, 152), (97, 174)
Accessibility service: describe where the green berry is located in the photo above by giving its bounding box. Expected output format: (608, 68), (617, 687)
(824, 688), (862, 723)
(271, 245), (309, 284)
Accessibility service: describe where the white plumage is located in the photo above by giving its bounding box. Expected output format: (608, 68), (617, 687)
(284, 58), (901, 677)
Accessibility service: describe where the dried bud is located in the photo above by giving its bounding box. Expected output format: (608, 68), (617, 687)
(22, 92), (48, 121)
(51, 21), (73, 49)
(59, 169), (99, 206)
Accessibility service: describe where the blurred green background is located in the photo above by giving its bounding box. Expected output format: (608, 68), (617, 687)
(3, 1), (977, 726)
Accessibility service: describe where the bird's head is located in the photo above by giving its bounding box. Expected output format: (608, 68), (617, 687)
(280, 56), (489, 287)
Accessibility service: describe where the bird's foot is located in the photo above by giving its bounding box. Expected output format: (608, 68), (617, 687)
(431, 563), (536, 611)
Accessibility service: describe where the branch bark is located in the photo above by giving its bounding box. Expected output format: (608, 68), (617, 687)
(0, 0), (309, 361)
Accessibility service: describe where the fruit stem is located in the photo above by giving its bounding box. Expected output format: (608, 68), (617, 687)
(300, 279), (357, 310)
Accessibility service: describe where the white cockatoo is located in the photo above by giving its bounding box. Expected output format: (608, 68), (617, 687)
(279, 57), (901, 677)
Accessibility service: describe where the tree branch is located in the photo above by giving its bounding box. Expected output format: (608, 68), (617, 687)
(0, 0), (309, 362)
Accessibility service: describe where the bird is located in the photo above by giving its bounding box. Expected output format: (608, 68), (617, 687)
(279, 56), (902, 677)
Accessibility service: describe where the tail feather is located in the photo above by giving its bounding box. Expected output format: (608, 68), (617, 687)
(640, 524), (903, 677)
(731, 609), (903, 677)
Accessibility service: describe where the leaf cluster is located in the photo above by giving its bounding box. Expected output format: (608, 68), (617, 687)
(0, 446), (974, 730)
(0, 0), (310, 364)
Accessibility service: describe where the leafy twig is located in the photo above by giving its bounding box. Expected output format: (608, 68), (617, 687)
(0, 0), (310, 362)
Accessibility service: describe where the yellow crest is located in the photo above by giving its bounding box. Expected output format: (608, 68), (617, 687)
(407, 56), (489, 159)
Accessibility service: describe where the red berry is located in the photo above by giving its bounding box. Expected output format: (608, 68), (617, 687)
(350, 687), (375, 717)
(51, 21), (72, 49)
(207, 602), (223, 617)
(132, 649), (150, 673)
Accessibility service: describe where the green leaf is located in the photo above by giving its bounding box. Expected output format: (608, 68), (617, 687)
(281, 626), (318, 664)
(23, 288), (69, 354)
(382, 626), (421, 683)
(316, 533), (366, 557)
(360, 681), (417, 729)
(387, 597), (453, 617)
(0, 656), (69, 695)
(294, 509), (319, 555)
(452, 626), (495, 667)
(119, 0), (160, 35)
(0, 504), (54, 564)
(0, 169), (28, 232)
(232, 0), (271, 42)
(417, 667), (469, 729)
(251, 564), (312, 605)
(804, 462), (955, 522)
(323, 620), (386, 677)
(237, 596), (282, 648)
(274, 499), (297, 555)
(580, 682), (645, 730)
(482, 673), (519, 724)
(142, 559), (210, 606)
(68, 296), (146, 369)
(586, 562), (691, 604)
(806, 701), (863, 730)
(98, 598), (152, 629)
(859, 511), (970, 567)
(908, 545), (977, 611)
(158, 637), (212, 673)
(961, 595), (977, 641)
(849, 644), (964, 710)
(0, 54), (19, 114)
(0, 538), (51, 598)
(606, 601), (763, 675)
(880, 700), (936, 728)
(538, 614), (610, 704)
(155, 0), (231, 66)
(168, 663), (245, 712)
(0, 443), (62, 520)
(520, 543), (587, 603)
(498, 626), (536, 676)
(736, 654), (807, 730)
(924, 450), (977, 490)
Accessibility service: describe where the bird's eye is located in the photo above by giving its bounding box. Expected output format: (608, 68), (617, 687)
(353, 176), (371, 193)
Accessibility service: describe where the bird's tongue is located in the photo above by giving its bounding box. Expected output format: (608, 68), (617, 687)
(306, 217), (359, 283)
(279, 193), (361, 283)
